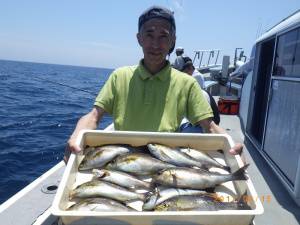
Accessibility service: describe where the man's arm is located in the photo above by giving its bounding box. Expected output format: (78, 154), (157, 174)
(197, 118), (243, 155)
(64, 106), (105, 161)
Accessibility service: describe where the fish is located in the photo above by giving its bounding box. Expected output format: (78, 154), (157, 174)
(93, 169), (152, 190)
(143, 188), (207, 211)
(68, 198), (136, 212)
(83, 146), (96, 155)
(78, 145), (131, 171)
(148, 143), (222, 170)
(179, 147), (231, 172)
(69, 180), (146, 203)
(155, 195), (251, 211)
(152, 164), (249, 190)
(106, 152), (175, 176)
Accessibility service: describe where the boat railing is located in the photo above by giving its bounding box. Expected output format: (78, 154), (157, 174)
(193, 49), (222, 72)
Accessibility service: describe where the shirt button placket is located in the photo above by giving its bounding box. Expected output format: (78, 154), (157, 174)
(144, 78), (153, 105)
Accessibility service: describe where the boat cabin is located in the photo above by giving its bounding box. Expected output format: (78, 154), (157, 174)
(243, 9), (300, 206)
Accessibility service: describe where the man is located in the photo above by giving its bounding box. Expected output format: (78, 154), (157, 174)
(180, 56), (205, 89)
(172, 47), (185, 71)
(65, 6), (242, 160)
(179, 56), (220, 132)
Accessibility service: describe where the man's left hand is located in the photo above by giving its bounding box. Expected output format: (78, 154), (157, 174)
(229, 143), (243, 155)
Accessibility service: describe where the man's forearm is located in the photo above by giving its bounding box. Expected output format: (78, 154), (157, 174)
(69, 113), (99, 141)
(198, 119), (225, 134)
(198, 118), (243, 155)
(69, 107), (105, 142)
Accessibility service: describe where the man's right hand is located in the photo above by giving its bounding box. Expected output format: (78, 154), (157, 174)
(63, 107), (105, 163)
(64, 138), (81, 163)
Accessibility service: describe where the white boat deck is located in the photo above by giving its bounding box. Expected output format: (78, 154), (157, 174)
(0, 114), (299, 225)
(220, 114), (300, 225)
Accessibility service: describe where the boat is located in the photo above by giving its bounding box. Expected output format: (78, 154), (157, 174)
(1, 10), (300, 225)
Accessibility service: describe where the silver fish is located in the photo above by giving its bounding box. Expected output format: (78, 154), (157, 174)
(69, 180), (146, 203)
(79, 145), (131, 171)
(155, 195), (251, 211)
(147, 144), (216, 169)
(180, 147), (230, 171)
(106, 153), (175, 175)
(152, 164), (249, 190)
(143, 188), (206, 211)
(93, 169), (152, 190)
(68, 198), (135, 212)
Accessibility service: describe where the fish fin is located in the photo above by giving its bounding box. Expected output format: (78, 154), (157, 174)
(171, 173), (178, 187)
(145, 191), (155, 199)
(217, 149), (224, 154)
(222, 165), (231, 173)
(141, 191), (154, 202)
(147, 181), (156, 190)
(201, 165), (210, 171)
(232, 164), (250, 181)
(205, 187), (216, 193)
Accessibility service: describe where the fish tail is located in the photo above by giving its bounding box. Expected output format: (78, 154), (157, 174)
(69, 190), (75, 200)
(141, 191), (154, 202)
(222, 165), (231, 172)
(231, 164), (249, 181)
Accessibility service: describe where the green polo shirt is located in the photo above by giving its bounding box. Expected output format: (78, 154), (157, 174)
(94, 61), (213, 132)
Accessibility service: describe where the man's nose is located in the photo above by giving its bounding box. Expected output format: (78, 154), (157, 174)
(150, 37), (160, 48)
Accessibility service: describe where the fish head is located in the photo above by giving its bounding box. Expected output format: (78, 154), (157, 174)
(92, 169), (107, 178)
(78, 159), (88, 171)
(105, 160), (116, 169)
(142, 190), (159, 211)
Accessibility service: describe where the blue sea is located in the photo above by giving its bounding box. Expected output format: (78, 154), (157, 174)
(0, 59), (113, 204)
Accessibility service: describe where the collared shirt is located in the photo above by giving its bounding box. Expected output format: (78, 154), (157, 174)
(192, 69), (205, 89)
(94, 60), (213, 132)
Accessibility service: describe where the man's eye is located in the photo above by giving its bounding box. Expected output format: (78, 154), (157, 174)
(145, 33), (153, 38)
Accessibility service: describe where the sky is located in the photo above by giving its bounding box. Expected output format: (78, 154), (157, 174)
(0, 0), (299, 69)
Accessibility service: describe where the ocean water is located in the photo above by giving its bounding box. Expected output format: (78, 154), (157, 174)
(0, 60), (113, 204)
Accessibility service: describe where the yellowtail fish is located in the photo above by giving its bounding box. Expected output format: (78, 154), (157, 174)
(69, 180), (147, 203)
(106, 152), (175, 175)
(155, 195), (251, 211)
(79, 145), (131, 171)
(152, 164), (249, 190)
(68, 198), (136, 211)
(93, 169), (152, 190)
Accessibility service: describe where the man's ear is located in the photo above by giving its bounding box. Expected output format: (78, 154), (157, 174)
(137, 33), (142, 47)
(168, 35), (176, 54)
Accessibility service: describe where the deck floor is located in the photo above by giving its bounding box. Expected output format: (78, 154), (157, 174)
(219, 114), (300, 225)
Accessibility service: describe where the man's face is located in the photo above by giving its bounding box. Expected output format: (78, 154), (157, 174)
(137, 18), (175, 67)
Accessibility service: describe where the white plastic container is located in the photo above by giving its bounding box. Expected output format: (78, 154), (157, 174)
(52, 130), (264, 225)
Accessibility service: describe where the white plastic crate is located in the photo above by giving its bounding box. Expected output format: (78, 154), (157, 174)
(52, 130), (264, 225)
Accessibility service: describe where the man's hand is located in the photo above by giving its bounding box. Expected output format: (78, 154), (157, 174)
(64, 138), (81, 163)
(63, 107), (105, 163)
(198, 119), (244, 157)
(229, 142), (243, 155)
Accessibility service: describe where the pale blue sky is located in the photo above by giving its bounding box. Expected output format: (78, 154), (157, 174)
(0, 0), (299, 69)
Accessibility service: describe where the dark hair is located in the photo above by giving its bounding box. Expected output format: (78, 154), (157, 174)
(138, 6), (176, 54)
(138, 6), (176, 32)
(182, 56), (194, 71)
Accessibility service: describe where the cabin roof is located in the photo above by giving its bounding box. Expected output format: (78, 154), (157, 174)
(256, 9), (300, 43)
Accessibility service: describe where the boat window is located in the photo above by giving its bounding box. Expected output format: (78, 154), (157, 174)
(274, 27), (300, 77)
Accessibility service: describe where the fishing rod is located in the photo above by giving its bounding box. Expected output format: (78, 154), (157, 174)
(32, 76), (97, 96)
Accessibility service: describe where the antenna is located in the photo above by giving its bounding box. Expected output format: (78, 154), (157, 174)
(256, 19), (263, 39)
